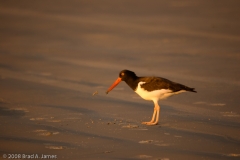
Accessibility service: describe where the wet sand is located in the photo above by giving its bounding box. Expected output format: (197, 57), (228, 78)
(0, 1), (240, 159)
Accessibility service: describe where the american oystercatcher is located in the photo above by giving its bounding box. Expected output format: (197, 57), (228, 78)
(106, 70), (196, 125)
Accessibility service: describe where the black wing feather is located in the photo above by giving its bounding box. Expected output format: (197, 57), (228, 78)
(139, 77), (196, 93)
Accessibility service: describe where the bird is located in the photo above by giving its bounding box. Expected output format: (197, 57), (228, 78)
(106, 70), (196, 125)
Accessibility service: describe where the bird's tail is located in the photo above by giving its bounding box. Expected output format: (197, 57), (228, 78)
(187, 87), (197, 93)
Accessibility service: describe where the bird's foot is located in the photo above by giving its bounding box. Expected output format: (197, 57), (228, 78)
(142, 121), (158, 125)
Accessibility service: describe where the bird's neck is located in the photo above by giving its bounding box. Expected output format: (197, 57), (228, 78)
(124, 76), (139, 91)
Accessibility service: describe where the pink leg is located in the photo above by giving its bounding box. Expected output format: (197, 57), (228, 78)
(142, 103), (160, 125)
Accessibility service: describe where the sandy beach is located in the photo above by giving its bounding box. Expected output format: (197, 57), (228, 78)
(0, 0), (240, 159)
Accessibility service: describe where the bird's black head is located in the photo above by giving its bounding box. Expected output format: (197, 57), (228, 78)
(106, 69), (138, 94)
(119, 70), (137, 81)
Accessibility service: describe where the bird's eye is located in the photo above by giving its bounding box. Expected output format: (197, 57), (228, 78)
(121, 72), (125, 77)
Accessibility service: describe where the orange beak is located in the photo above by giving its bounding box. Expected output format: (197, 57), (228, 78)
(106, 77), (122, 94)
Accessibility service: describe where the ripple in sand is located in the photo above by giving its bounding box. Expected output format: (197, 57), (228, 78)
(194, 101), (226, 106)
(134, 128), (148, 130)
(26, 71), (52, 76)
(136, 155), (152, 159)
(122, 124), (139, 128)
(139, 140), (153, 144)
(34, 129), (47, 132)
(174, 135), (182, 138)
(224, 153), (240, 157)
(194, 101), (207, 104)
(34, 130), (59, 136)
(40, 132), (59, 136)
(139, 140), (170, 147)
(7, 108), (29, 112)
(30, 118), (47, 121)
(209, 103), (226, 106)
(39, 132), (53, 136)
(45, 146), (63, 150)
(155, 143), (170, 147)
(47, 119), (61, 122)
(221, 112), (239, 117)
(65, 117), (81, 120)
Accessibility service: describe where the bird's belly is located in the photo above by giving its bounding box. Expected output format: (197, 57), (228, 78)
(135, 87), (174, 101)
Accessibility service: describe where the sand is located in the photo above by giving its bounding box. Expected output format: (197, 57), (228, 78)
(0, 0), (240, 159)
